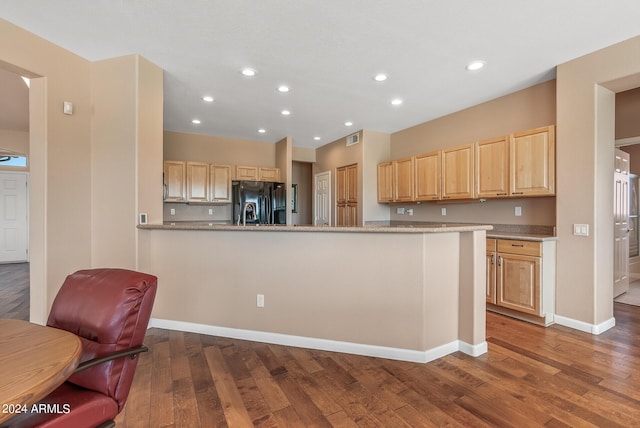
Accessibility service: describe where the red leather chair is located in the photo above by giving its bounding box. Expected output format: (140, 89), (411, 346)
(1, 269), (157, 428)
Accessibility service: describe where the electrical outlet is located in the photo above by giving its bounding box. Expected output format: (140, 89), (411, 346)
(515, 206), (522, 216)
(441, 207), (447, 216)
(208, 208), (213, 215)
(257, 294), (265, 307)
(396, 207), (405, 215)
(170, 208), (175, 215)
(407, 208), (413, 216)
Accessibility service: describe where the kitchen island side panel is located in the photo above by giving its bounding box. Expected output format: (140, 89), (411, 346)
(139, 228), (482, 354)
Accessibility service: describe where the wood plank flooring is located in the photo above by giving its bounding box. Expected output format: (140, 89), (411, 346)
(115, 303), (640, 427)
(0, 262), (29, 320)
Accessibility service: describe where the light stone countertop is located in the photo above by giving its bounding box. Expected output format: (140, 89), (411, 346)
(138, 223), (493, 234)
(486, 231), (557, 242)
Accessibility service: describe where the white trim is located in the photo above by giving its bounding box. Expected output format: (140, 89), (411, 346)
(554, 315), (616, 335)
(615, 135), (640, 147)
(148, 318), (487, 363)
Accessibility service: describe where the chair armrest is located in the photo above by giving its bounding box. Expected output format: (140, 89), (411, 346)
(74, 345), (149, 373)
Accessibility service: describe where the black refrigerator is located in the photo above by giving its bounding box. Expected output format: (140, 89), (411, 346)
(232, 180), (286, 225)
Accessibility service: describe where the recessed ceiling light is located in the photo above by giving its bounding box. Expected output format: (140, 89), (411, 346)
(277, 85), (290, 93)
(281, 110), (291, 116)
(202, 95), (214, 103)
(191, 119), (201, 125)
(313, 136), (321, 141)
(241, 68), (257, 77)
(466, 60), (486, 71)
(258, 129), (266, 134)
(391, 98), (403, 106)
(345, 121), (353, 127)
(373, 73), (388, 82)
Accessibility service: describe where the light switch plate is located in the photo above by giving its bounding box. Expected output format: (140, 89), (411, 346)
(573, 224), (589, 236)
(441, 207), (447, 216)
(515, 206), (522, 216)
(397, 207), (405, 215)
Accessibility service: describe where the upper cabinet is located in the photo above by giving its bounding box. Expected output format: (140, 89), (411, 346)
(510, 125), (555, 196)
(186, 162), (210, 202)
(165, 160), (232, 204)
(441, 144), (474, 200)
(415, 151), (441, 201)
(377, 125), (556, 204)
(377, 158), (414, 203)
(235, 165), (281, 182)
(475, 136), (510, 198)
(163, 161), (186, 202)
(210, 164), (232, 203)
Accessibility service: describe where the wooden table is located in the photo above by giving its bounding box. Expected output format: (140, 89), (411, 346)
(0, 319), (82, 423)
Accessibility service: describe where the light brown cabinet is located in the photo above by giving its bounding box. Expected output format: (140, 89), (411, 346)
(415, 151), (441, 201)
(510, 125), (555, 196)
(441, 143), (474, 200)
(377, 158), (414, 203)
(258, 167), (280, 181)
(186, 162), (210, 202)
(210, 165), (232, 202)
(487, 238), (556, 325)
(236, 165), (258, 181)
(475, 136), (510, 198)
(235, 165), (281, 182)
(163, 161), (186, 202)
(337, 164), (357, 226)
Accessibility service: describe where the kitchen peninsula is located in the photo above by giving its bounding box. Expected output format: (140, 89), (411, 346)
(138, 223), (490, 363)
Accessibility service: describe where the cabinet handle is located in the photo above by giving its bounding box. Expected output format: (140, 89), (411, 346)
(491, 254), (495, 265)
(442, 196), (451, 199)
(496, 193), (507, 196)
(511, 244), (525, 247)
(498, 256), (502, 266)
(512, 192), (524, 195)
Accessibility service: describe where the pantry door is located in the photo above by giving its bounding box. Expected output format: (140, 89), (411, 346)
(614, 148), (630, 298)
(0, 172), (28, 263)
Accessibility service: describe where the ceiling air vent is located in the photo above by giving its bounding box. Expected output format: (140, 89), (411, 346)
(346, 133), (360, 147)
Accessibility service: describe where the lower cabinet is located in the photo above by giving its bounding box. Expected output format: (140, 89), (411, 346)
(486, 238), (556, 325)
(336, 203), (357, 227)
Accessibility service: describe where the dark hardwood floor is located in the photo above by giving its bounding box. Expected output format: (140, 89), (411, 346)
(115, 303), (640, 427)
(0, 262), (29, 320)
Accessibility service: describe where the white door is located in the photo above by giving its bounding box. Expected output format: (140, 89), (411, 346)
(0, 172), (28, 263)
(314, 171), (331, 226)
(614, 148), (630, 297)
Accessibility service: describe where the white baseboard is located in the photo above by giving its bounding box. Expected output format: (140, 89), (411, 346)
(148, 318), (487, 363)
(554, 315), (616, 335)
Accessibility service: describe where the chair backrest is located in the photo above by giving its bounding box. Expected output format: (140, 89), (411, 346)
(47, 268), (157, 411)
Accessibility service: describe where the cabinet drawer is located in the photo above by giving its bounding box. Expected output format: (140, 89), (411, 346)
(497, 239), (541, 257)
(486, 238), (497, 252)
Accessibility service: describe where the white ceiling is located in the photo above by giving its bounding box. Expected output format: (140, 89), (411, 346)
(1, 1), (639, 147)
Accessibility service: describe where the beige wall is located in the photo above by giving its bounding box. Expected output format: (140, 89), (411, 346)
(0, 129), (29, 155)
(91, 55), (163, 268)
(140, 228), (486, 354)
(164, 130), (276, 166)
(616, 87), (640, 140)
(292, 161), (312, 225)
(389, 80), (556, 226)
(361, 130), (391, 223)
(556, 36), (640, 326)
(1, 18), (163, 322)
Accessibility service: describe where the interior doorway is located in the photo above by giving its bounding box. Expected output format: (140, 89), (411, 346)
(314, 171), (331, 226)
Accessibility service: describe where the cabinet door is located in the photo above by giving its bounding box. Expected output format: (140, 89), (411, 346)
(336, 204), (347, 226)
(337, 167), (348, 204)
(415, 151), (441, 201)
(497, 253), (541, 316)
(187, 162), (209, 202)
(163, 161), (186, 202)
(236, 166), (258, 181)
(210, 165), (231, 202)
(377, 162), (394, 203)
(510, 125), (555, 196)
(394, 157), (414, 202)
(442, 144), (474, 200)
(346, 165), (358, 203)
(476, 136), (509, 198)
(347, 203), (357, 227)
(258, 167), (280, 182)
(486, 251), (497, 304)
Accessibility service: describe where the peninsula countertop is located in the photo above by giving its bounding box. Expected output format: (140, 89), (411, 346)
(138, 222), (493, 234)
